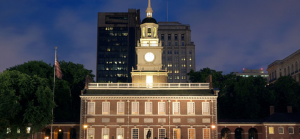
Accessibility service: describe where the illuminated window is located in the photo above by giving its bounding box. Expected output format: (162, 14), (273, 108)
(181, 76), (186, 79)
(279, 127), (284, 134)
(132, 128), (138, 139)
(188, 128), (195, 139)
(168, 64), (172, 67)
(158, 102), (166, 115)
(7, 128), (11, 134)
(189, 57), (192, 61)
(145, 102), (152, 114)
(88, 102), (95, 115)
(174, 64), (178, 67)
(187, 102), (195, 115)
(288, 127), (294, 134)
(159, 128), (166, 139)
(148, 28), (151, 37)
(203, 128), (210, 139)
(174, 70), (179, 73)
(153, 27), (157, 38)
(181, 64), (186, 67)
(202, 102), (210, 115)
(117, 102), (124, 115)
(173, 128), (181, 139)
(26, 127), (31, 134)
(168, 76), (173, 80)
(102, 128), (109, 139)
(175, 76), (179, 79)
(88, 128), (95, 139)
(132, 102), (139, 115)
(107, 48), (110, 51)
(117, 128), (124, 139)
(17, 128), (20, 134)
(102, 102), (110, 115)
(181, 57), (186, 61)
(173, 102), (180, 115)
(269, 127), (274, 134)
(168, 70), (172, 73)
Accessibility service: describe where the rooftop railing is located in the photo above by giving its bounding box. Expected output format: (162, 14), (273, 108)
(88, 83), (210, 90)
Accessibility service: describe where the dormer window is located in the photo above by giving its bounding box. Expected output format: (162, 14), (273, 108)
(148, 28), (151, 37)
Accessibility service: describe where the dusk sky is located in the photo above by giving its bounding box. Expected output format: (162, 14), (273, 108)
(1, 0), (300, 76)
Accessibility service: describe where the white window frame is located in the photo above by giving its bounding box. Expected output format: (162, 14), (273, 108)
(117, 102), (125, 115)
(116, 128), (124, 139)
(188, 128), (196, 139)
(288, 127), (294, 134)
(202, 102), (210, 115)
(173, 128), (181, 139)
(203, 128), (210, 139)
(158, 128), (166, 139)
(87, 102), (95, 115)
(132, 102), (139, 115)
(102, 102), (110, 115)
(145, 102), (153, 114)
(187, 102), (195, 115)
(158, 102), (166, 115)
(269, 127), (274, 134)
(132, 128), (139, 139)
(173, 102), (180, 115)
(278, 127), (284, 134)
(102, 128), (109, 139)
(87, 128), (95, 139)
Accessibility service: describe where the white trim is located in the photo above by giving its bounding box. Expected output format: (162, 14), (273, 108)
(158, 102), (166, 115)
(102, 102), (110, 115)
(116, 128), (124, 139)
(158, 128), (166, 139)
(144, 128), (153, 139)
(81, 96), (218, 100)
(87, 102), (95, 115)
(188, 128), (195, 139)
(187, 102), (195, 115)
(145, 102), (153, 114)
(288, 127), (294, 134)
(173, 128), (181, 139)
(87, 128), (95, 139)
(172, 102), (180, 115)
(202, 102), (210, 115)
(203, 128), (210, 139)
(268, 127), (274, 134)
(278, 127), (284, 134)
(132, 128), (139, 139)
(132, 102), (139, 115)
(102, 128), (109, 139)
(117, 102), (125, 115)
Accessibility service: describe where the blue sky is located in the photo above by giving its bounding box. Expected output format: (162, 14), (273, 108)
(1, 0), (300, 75)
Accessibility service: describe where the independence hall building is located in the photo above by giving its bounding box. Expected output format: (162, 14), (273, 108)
(79, 1), (219, 138)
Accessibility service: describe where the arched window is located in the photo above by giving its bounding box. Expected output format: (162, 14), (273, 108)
(221, 128), (231, 139)
(68, 128), (76, 139)
(235, 128), (244, 139)
(248, 128), (258, 139)
(147, 27), (151, 37)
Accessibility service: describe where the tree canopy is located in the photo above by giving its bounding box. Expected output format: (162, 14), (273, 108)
(188, 68), (300, 119)
(0, 70), (55, 138)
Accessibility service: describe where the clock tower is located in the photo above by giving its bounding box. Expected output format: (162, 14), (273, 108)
(131, 0), (168, 84)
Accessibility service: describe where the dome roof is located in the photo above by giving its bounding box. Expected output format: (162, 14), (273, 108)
(142, 17), (157, 24)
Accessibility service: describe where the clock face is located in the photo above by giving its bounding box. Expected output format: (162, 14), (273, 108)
(145, 52), (155, 62)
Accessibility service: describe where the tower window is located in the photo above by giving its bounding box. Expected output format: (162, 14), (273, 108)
(148, 28), (151, 37)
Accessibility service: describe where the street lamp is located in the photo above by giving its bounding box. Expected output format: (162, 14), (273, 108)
(211, 125), (216, 129)
(83, 125), (88, 139)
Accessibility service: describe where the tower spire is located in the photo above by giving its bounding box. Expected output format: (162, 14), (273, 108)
(146, 0), (153, 17)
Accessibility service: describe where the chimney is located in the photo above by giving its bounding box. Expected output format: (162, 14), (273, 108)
(287, 106), (292, 113)
(270, 106), (274, 115)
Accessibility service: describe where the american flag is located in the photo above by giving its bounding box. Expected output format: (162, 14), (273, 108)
(55, 48), (62, 79)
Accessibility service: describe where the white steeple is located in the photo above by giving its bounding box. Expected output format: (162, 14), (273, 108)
(146, 0), (153, 17)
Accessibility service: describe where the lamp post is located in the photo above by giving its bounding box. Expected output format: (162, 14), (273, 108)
(83, 125), (88, 139)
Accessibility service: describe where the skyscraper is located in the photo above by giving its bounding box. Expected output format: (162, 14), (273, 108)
(158, 22), (196, 83)
(96, 9), (141, 83)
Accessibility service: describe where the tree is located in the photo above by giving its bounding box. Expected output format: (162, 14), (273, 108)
(188, 68), (223, 88)
(0, 70), (55, 138)
(268, 76), (300, 113)
(6, 60), (95, 121)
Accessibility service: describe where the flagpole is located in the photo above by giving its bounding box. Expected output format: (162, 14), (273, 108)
(51, 47), (57, 139)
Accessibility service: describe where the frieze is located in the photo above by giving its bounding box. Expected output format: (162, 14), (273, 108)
(81, 96), (217, 100)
